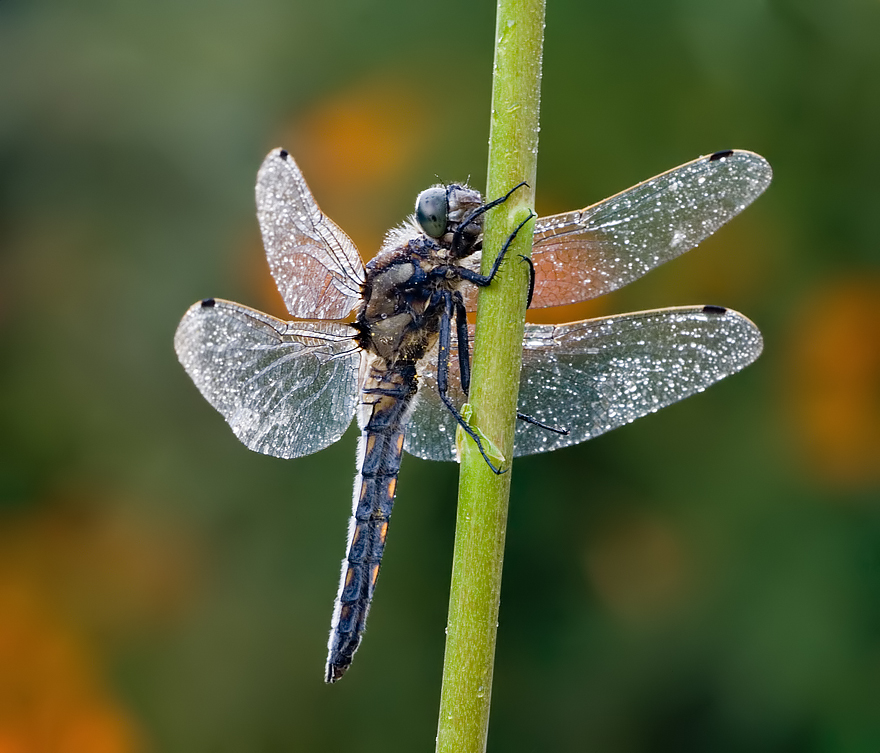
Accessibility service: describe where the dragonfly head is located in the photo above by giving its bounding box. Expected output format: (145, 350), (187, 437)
(416, 183), (485, 259)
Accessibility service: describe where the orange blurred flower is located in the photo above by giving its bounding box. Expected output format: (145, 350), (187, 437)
(0, 493), (201, 752)
(784, 275), (880, 490)
(0, 574), (142, 753)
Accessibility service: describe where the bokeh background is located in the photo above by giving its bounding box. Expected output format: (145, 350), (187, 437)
(1, 0), (879, 750)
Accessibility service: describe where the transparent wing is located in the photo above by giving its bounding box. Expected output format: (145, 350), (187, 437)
(256, 149), (366, 320)
(512, 305), (762, 455)
(404, 306), (762, 461)
(174, 298), (361, 459)
(527, 150), (772, 308)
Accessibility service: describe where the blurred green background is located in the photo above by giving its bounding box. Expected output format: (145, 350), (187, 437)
(1, 0), (879, 750)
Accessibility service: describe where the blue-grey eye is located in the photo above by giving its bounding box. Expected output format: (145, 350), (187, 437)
(415, 187), (448, 238)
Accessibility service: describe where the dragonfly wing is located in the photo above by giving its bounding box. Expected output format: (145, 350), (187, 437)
(529, 150), (772, 308)
(511, 305), (763, 456)
(256, 149), (366, 320)
(174, 298), (361, 459)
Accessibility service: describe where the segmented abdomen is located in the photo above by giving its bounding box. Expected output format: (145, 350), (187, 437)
(325, 362), (418, 683)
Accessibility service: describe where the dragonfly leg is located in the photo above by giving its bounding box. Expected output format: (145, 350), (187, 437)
(519, 254), (536, 309)
(437, 291), (505, 475)
(457, 209), (536, 288)
(452, 181), (528, 255)
(515, 411), (569, 436)
(453, 291), (471, 395)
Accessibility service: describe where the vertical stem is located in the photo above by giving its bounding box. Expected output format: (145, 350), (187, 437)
(435, 1), (544, 751)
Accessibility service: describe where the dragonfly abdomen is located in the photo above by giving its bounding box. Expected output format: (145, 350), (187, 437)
(325, 363), (418, 683)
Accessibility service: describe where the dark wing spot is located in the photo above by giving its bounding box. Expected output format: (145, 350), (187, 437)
(279, 149), (289, 160)
(702, 304), (727, 315)
(201, 298), (216, 308)
(709, 150), (734, 162)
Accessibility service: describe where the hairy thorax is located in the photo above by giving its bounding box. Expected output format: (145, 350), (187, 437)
(356, 236), (471, 366)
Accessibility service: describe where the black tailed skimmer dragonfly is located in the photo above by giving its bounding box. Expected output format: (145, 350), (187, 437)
(174, 148), (771, 682)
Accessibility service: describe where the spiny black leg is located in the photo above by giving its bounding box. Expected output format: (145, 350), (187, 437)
(519, 254), (536, 309)
(516, 411), (569, 435)
(457, 209), (537, 289)
(437, 290), (455, 396)
(437, 292), (504, 475)
(452, 181), (529, 255)
(483, 209), (536, 283)
(453, 291), (471, 395)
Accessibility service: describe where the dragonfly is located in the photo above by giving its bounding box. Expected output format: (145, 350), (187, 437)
(174, 147), (771, 682)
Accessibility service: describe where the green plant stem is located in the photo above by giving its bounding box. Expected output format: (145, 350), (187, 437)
(435, 1), (544, 751)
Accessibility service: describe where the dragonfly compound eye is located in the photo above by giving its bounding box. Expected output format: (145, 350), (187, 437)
(415, 187), (448, 239)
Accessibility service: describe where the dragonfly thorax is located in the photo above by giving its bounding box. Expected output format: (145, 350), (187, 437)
(357, 235), (468, 365)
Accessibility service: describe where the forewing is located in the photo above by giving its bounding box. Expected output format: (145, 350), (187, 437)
(511, 306), (763, 456)
(174, 298), (361, 459)
(528, 150), (772, 308)
(256, 149), (366, 320)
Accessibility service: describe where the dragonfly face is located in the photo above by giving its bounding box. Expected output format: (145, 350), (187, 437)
(354, 181), (486, 364)
(174, 147), (771, 682)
